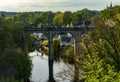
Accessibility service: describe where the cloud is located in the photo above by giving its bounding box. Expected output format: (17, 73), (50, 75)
(0, 0), (119, 12)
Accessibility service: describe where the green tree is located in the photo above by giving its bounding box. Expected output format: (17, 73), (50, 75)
(33, 12), (54, 27)
(63, 11), (72, 26)
(71, 11), (83, 21)
(53, 12), (64, 26)
(81, 5), (120, 82)
(0, 13), (32, 81)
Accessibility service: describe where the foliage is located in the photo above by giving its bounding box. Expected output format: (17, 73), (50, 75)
(42, 40), (48, 46)
(28, 34), (35, 52)
(81, 5), (120, 82)
(52, 38), (61, 56)
(71, 11), (83, 21)
(33, 12), (55, 27)
(63, 11), (72, 25)
(0, 13), (32, 80)
(41, 38), (61, 56)
(71, 9), (98, 22)
(82, 40), (120, 82)
(58, 45), (74, 63)
(0, 77), (23, 82)
(53, 12), (64, 26)
(100, 5), (120, 20)
(14, 51), (32, 80)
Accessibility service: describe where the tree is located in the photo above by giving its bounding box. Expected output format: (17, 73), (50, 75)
(53, 12), (64, 26)
(47, 11), (55, 26)
(71, 9), (98, 22)
(0, 13), (32, 81)
(100, 5), (120, 21)
(33, 12), (55, 27)
(71, 11), (83, 21)
(80, 5), (120, 82)
(63, 11), (72, 26)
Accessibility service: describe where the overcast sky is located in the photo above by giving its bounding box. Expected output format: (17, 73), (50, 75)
(0, 0), (119, 12)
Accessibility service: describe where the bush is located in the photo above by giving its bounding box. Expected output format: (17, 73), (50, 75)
(0, 77), (23, 82)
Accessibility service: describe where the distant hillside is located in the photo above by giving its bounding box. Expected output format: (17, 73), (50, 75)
(0, 11), (42, 17)
(0, 11), (20, 16)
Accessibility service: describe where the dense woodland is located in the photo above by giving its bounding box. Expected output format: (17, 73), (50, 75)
(0, 5), (120, 82)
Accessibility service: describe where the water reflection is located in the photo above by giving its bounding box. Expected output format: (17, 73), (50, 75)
(29, 51), (73, 82)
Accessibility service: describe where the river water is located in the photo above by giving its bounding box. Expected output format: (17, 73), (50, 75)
(29, 51), (74, 82)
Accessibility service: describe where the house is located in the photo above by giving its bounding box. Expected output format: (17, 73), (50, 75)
(70, 21), (84, 28)
(58, 33), (73, 46)
(70, 21), (94, 28)
(34, 33), (47, 40)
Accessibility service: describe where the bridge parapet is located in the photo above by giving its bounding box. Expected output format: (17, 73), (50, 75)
(24, 27), (86, 37)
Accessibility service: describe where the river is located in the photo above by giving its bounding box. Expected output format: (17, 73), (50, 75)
(29, 51), (74, 82)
